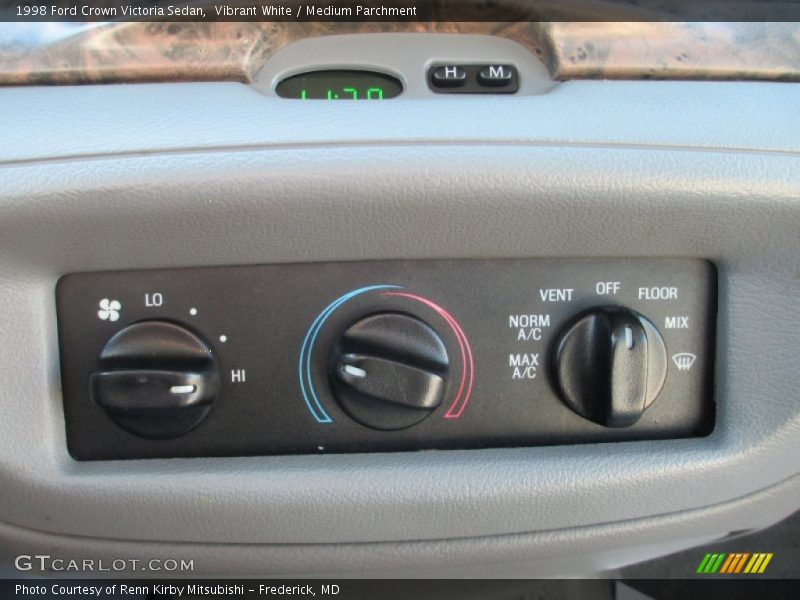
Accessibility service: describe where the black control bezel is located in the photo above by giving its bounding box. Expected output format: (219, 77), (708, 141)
(57, 258), (716, 461)
(427, 64), (519, 94)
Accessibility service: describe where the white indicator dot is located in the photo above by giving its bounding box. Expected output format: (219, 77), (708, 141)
(342, 364), (367, 378)
(170, 385), (196, 395)
(624, 325), (634, 349)
(189, 308), (198, 316)
(219, 335), (227, 343)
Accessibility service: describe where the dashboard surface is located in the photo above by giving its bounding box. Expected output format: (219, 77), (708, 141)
(0, 19), (798, 578)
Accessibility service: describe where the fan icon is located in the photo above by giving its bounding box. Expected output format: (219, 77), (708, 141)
(98, 298), (121, 322)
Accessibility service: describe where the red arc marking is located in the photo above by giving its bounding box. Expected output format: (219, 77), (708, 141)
(382, 292), (474, 419)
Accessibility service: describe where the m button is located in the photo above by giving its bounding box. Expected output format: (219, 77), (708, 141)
(478, 65), (515, 87)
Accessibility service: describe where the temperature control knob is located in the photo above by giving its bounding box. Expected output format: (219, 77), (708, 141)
(553, 307), (667, 428)
(90, 321), (220, 439)
(329, 313), (449, 430)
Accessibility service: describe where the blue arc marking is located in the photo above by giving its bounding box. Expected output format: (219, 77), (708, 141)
(299, 285), (401, 423)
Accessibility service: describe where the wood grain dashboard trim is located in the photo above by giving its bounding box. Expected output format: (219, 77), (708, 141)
(1, 21), (798, 86)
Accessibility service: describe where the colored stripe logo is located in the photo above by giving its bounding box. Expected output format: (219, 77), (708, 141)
(696, 552), (773, 574)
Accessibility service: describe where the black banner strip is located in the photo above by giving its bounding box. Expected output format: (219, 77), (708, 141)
(3, 0), (800, 22)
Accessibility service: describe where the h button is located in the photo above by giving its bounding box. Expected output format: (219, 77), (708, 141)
(430, 65), (467, 88)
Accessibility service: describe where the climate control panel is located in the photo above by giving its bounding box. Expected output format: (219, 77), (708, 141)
(57, 259), (716, 460)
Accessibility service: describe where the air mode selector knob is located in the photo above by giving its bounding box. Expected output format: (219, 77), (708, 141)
(553, 307), (667, 428)
(329, 313), (450, 431)
(90, 320), (221, 439)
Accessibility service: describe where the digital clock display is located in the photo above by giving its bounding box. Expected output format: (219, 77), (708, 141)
(275, 70), (403, 100)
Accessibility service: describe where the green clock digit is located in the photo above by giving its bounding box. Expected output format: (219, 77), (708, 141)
(276, 70), (402, 100)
